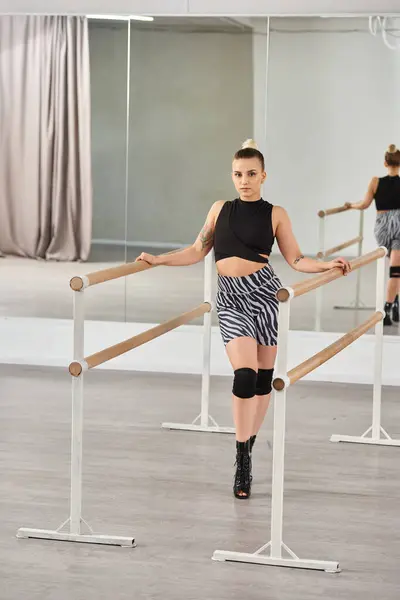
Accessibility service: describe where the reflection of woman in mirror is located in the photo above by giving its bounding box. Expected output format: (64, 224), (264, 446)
(349, 144), (400, 326)
(136, 140), (350, 499)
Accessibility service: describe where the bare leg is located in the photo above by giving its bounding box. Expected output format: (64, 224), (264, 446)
(226, 337), (258, 498)
(387, 250), (400, 302)
(384, 250), (400, 325)
(252, 345), (278, 436)
(226, 337), (258, 442)
(386, 250), (400, 302)
(386, 279), (398, 304)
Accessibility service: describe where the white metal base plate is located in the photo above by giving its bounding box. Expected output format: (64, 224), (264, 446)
(333, 305), (375, 311)
(212, 550), (340, 573)
(17, 528), (136, 547)
(161, 422), (235, 434)
(330, 434), (400, 446)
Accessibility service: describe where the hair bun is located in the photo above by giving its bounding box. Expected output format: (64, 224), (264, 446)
(388, 144), (397, 153)
(241, 138), (258, 150)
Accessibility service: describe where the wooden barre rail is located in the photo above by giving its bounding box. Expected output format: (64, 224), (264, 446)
(69, 302), (211, 377)
(277, 247), (386, 302)
(318, 204), (352, 218)
(273, 311), (383, 391)
(317, 236), (363, 259)
(70, 248), (183, 291)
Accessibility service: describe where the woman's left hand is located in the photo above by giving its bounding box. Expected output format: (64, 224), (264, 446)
(325, 257), (352, 275)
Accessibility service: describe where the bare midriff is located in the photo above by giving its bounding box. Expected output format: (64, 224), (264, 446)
(216, 256), (270, 278)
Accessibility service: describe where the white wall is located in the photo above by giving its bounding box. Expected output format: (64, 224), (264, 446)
(2, 316), (400, 387)
(266, 17), (400, 256)
(90, 24), (253, 244)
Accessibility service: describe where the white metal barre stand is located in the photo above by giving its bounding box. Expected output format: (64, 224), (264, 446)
(315, 215), (325, 331)
(17, 288), (136, 547)
(162, 251), (235, 435)
(316, 212), (373, 331)
(331, 248), (400, 447)
(213, 289), (340, 572)
(334, 212), (374, 311)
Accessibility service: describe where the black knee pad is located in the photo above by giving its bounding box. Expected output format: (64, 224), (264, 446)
(255, 368), (274, 396)
(232, 368), (257, 399)
(390, 266), (400, 278)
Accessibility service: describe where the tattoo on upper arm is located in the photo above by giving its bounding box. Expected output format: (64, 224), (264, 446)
(293, 255), (305, 265)
(199, 223), (214, 251)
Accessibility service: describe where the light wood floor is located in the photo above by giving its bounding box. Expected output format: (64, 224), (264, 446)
(1, 365), (400, 599)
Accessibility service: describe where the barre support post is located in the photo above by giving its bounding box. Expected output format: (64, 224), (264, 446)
(270, 295), (291, 559)
(372, 250), (385, 439)
(355, 211), (364, 309)
(333, 210), (373, 312)
(331, 247), (400, 447)
(70, 288), (85, 534)
(162, 251), (235, 435)
(213, 287), (340, 572)
(201, 251), (213, 427)
(17, 288), (136, 547)
(315, 213), (325, 331)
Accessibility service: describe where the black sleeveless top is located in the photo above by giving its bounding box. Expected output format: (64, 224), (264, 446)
(374, 176), (400, 211)
(213, 198), (275, 263)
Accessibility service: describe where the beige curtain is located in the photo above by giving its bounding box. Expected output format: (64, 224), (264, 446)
(0, 16), (92, 261)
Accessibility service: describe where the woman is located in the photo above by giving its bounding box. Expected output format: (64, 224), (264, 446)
(349, 144), (400, 326)
(136, 140), (350, 499)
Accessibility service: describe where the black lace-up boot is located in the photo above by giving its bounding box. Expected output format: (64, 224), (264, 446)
(384, 302), (393, 326)
(233, 440), (252, 499)
(392, 295), (399, 323)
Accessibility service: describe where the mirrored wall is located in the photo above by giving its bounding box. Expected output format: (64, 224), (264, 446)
(90, 16), (254, 325)
(2, 14), (400, 335)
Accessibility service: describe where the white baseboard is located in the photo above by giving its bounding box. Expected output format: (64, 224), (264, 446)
(92, 239), (185, 249)
(1, 316), (399, 387)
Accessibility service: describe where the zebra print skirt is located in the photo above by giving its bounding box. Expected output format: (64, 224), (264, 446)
(216, 263), (282, 347)
(374, 209), (400, 255)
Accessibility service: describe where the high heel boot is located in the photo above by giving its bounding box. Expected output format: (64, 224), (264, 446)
(392, 295), (399, 323)
(233, 440), (252, 499)
(384, 302), (393, 326)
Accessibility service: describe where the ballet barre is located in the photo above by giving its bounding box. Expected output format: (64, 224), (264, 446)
(315, 203), (371, 330)
(17, 249), (233, 548)
(213, 247), (399, 574)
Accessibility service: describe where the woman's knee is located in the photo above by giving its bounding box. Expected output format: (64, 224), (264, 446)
(232, 368), (257, 399)
(255, 368), (274, 396)
(389, 265), (400, 279)
(390, 249), (400, 268)
(232, 367), (275, 398)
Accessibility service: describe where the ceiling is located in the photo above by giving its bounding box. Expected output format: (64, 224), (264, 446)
(2, 0), (400, 16)
(89, 16), (253, 33)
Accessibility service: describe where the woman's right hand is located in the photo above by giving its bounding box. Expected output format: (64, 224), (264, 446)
(135, 252), (159, 265)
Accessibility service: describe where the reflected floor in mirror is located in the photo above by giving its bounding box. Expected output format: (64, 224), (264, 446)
(0, 245), (399, 336)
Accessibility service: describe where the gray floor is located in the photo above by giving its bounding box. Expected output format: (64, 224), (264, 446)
(1, 245), (399, 335)
(1, 364), (400, 599)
